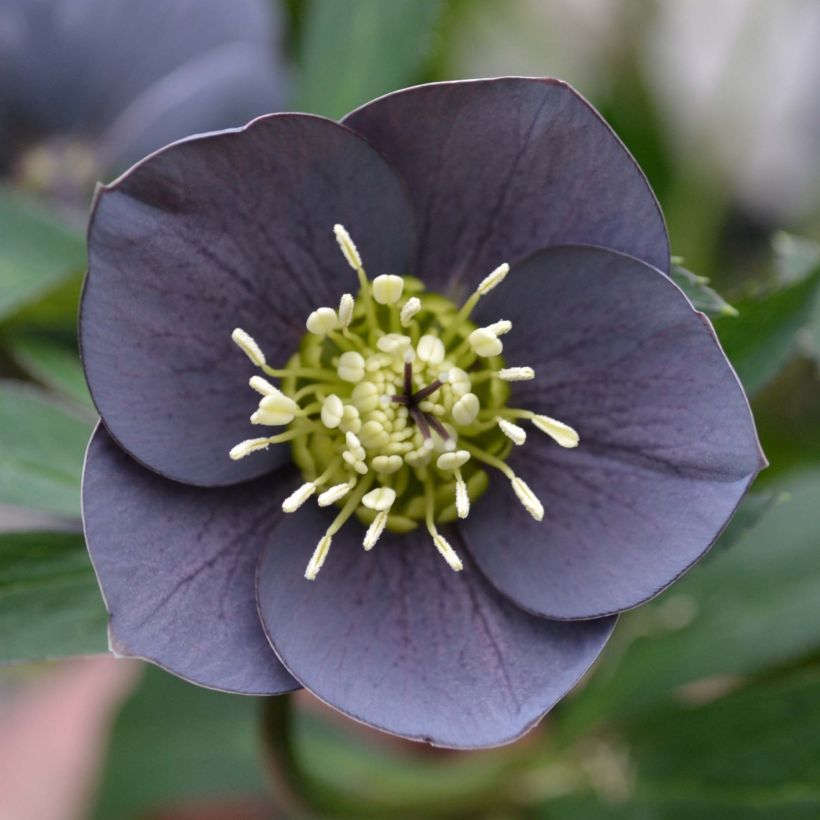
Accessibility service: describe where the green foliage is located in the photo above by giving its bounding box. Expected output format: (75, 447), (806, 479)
(0, 531), (106, 662)
(670, 261), (738, 317)
(295, 0), (443, 118)
(0, 187), (85, 322)
(0, 380), (92, 518)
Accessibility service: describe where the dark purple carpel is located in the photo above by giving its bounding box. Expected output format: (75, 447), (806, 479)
(463, 245), (766, 619)
(256, 510), (615, 748)
(83, 425), (298, 695)
(81, 114), (415, 487)
(344, 78), (669, 297)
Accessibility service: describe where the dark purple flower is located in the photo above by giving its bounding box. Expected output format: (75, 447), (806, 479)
(79, 78), (765, 748)
(0, 0), (285, 202)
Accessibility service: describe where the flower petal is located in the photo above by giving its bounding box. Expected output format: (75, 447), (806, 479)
(344, 77), (668, 295)
(255, 513), (614, 748)
(81, 113), (415, 486)
(83, 425), (298, 695)
(463, 245), (766, 619)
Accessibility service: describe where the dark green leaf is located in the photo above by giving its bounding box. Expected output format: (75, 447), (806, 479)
(670, 262), (738, 317)
(0, 380), (92, 517)
(0, 531), (107, 662)
(296, 0), (443, 119)
(0, 187), (85, 322)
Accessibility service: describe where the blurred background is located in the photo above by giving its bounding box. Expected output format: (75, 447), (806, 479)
(1, 0), (820, 817)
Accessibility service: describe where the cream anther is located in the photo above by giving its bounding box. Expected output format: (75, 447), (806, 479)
(251, 392), (298, 426)
(376, 333), (412, 355)
(321, 394), (344, 429)
(372, 274), (404, 305)
(338, 293), (355, 328)
(231, 328), (266, 366)
(305, 535), (332, 580)
(511, 476), (544, 521)
(400, 296), (421, 326)
(446, 367), (471, 397)
(452, 392), (480, 426)
(486, 319), (512, 336)
(337, 351), (366, 383)
(469, 327), (503, 358)
(455, 476), (470, 519)
(432, 533), (463, 571)
(351, 381), (379, 412)
(498, 417), (527, 445)
(498, 367), (535, 382)
(362, 486), (396, 511)
(249, 375), (278, 396)
(229, 438), (271, 460)
(477, 262), (509, 295)
(436, 450), (470, 471)
(359, 420), (389, 450)
(532, 415), (580, 448)
(333, 223), (362, 270)
(282, 482), (317, 512)
(318, 482), (353, 507)
(339, 404), (361, 434)
(306, 307), (340, 335)
(416, 334), (445, 365)
(372, 454), (403, 474)
(363, 512), (388, 550)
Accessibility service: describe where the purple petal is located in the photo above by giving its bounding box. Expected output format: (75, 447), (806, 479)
(463, 245), (766, 619)
(83, 425), (298, 695)
(344, 78), (668, 295)
(255, 512), (614, 748)
(81, 114), (415, 486)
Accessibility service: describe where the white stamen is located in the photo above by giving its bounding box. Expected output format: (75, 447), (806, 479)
(446, 367), (472, 397)
(531, 415), (580, 448)
(337, 351), (366, 383)
(338, 293), (355, 328)
(351, 381), (380, 412)
(362, 486), (396, 512)
(305, 534), (332, 580)
(333, 223), (362, 270)
(400, 297), (421, 326)
(432, 533), (463, 571)
(231, 328), (266, 366)
(498, 367), (535, 382)
(416, 334), (445, 365)
(320, 394), (344, 429)
(372, 454), (403, 474)
(511, 476), (544, 521)
(468, 327), (503, 358)
(372, 274), (404, 305)
(338, 404), (361, 434)
(436, 450), (470, 471)
(282, 482), (316, 512)
(363, 511), (389, 550)
(455, 475), (470, 519)
(318, 481), (354, 507)
(452, 392), (480, 426)
(486, 319), (512, 336)
(376, 333), (412, 355)
(477, 262), (509, 295)
(498, 417), (527, 446)
(229, 438), (271, 460)
(359, 420), (390, 450)
(251, 392), (299, 426)
(306, 307), (340, 336)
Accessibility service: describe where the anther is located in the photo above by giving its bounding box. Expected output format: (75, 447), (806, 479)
(486, 319), (512, 336)
(400, 297), (421, 326)
(251, 392), (299, 426)
(432, 533), (463, 571)
(249, 375), (278, 396)
(477, 262), (510, 295)
(531, 415), (580, 448)
(362, 486), (396, 512)
(229, 438), (273, 460)
(338, 293), (355, 328)
(337, 351), (366, 383)
(498, 417), (527, 445)
(468, 327), (503, 358)
(377, 333), (412, 355)
(444, 367), (472, 397)
(372, 274), (404, 305)
(498, 367), (535, 382)
(416, 334), (445, 365)
(511, 476), (544, 521)
(305, 535), (332, 580)
(321, 394), (344, 429)
(282, 482), (317, 513)
(363, 512), (389, 550)
(306, 307), (340, 336)
(333, 223), (362, 271)
(318, 481), (354, 507)
(372, 454), (403, 474)
(231, 328), (266, 366)
(436, 450), (470, 471)
(452, 392), (480, 426)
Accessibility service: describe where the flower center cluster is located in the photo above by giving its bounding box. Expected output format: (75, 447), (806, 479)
(230, 225), (579, 580)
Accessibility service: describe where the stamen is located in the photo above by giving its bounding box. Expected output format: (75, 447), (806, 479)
(477, 262), (510, 295)
(282, 482), (317, 512)
(305, 535), (333, 580)
(455, 473), (470, 519)
(231, 328), (266, 366)
(436, 450), (470, 471)
(400, 297), (421, 326)
(424, 477), (463, 572)
(416, 334), (445, 365)
(497, 417), (527, 445)
(372, 274), (404, 305)
(363, 511), (389, 550)
(249, 375), (278, 396)
(531, 415), (580, 448)
(452, 392), (480, 426)
(333, 223), (362, 270)
(376, 333), (412, 355)
(337, 351), (366, 383)
(468, 327), (503, 358)
(318, 480), (355, 507)
(306, 307), (340, 336)
(486, 319), (512, 336)
(441, 262), (510, 345)
(511, 477), (544, 521)
(250, 391), (299, 426)
(229, 437), (273, 460)
(498, 367), (535, 382)
(320, 394), (344, 429)
(372, 454), (403, 474)
(338, 293), (355, 328)
(362, 486), (396, 512)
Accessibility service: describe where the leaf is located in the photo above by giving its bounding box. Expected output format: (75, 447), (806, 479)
(0, 186), (86, 322)
(295, 0), (443, 119)
(92, 665), (269, 820)
(0, 531), (107, 663)
(713, 262), (820, 396)
(560, 473), (820, 734)
(0, 380), (93, 518)
(772, 231), (820, 284)
(670, 262), (737, 317)
(7, 335), (95, 413)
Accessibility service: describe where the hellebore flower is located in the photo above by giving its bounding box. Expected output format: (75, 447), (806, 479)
(0, 0), (285, 204)
(80, 78), (765, 748)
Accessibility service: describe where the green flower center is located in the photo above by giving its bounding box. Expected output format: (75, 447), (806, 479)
(230, 225), (580, 579)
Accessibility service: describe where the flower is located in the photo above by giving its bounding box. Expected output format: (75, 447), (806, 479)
(80, 78), (765, 748)
(0, 0), (285, 205)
